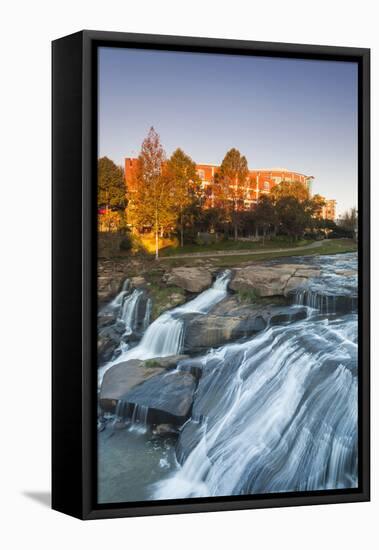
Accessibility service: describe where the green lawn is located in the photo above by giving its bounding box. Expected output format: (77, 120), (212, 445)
(161, 238), (357, 268)
(160, 237), (310, 256)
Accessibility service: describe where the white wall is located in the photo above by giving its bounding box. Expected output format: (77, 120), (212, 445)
(1, 1), (376, 548)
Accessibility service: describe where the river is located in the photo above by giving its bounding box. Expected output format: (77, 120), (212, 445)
(98, 252), (358, 503)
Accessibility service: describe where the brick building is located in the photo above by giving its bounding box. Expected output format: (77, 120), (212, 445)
(124, 158), (336, 221)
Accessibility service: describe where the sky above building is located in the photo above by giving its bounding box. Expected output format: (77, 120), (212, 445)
(98, 46), (358, 216)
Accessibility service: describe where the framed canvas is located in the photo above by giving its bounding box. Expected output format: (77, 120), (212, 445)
(52, 30), (370, 520)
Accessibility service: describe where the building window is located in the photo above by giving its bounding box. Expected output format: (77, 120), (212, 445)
(197, 169), (205, 180)
(264, 181), (270, 190)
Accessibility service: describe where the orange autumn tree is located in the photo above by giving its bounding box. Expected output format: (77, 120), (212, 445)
(128, 127), (176, 259)
(215, 148), (249, 239)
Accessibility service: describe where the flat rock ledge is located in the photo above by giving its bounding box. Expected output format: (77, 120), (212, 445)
(230, 264), (320, 297)
(164, 267), (213, 293)
(100, 354), (188, 414)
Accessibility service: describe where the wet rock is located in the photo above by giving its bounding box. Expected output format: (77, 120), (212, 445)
(176, 357), (205, 379)
(153, 423), (179, 436)
(100, 355), (189, 413)
(164, 267), (212, 293)
(98, 325), (124, 364)
(100, 359), (166, 412)
(284, 276), (309, 295)
(120, 370), (197, 426)
(144, 355), (189, 369)
(270, 306), (308, 325)
(183, 313), (267, 353)
(97, 310), (118, 329)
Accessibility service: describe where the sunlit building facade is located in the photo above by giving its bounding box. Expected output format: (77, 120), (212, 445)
(124, 158), (336, 221)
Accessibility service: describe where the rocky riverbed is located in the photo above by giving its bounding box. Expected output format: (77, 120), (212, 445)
(97, 252), (358, 503)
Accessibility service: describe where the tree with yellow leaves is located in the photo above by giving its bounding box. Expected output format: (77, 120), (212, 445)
(127, 127), (176, 259)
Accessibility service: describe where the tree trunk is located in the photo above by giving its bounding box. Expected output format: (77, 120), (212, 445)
(233, 207), (238, 240)
(180, 209), (184, 247)
(155, 208), (159, 260)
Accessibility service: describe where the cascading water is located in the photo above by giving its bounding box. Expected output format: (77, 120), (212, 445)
(113, 401), (149, 434)
(111, 270), (231, 362)
(99, 253), (359, 502)
(155, 314), (358, 498)
(118, 289), (144, 335)
(110, 278), (130, 308)
(152, 253), (358, 499)
(143, 298), (152, 331)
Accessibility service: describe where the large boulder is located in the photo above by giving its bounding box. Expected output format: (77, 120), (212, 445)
(164, 267), (212, 293)
(100, 359), (165, 412)
(230, 264), (320, 297)
(183, 314), (266, 353)
(99, 355), (188, 412)
(119, 370), (197, 426)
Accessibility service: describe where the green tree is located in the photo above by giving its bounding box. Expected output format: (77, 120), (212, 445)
(271, 180), (310, 203)
(98, 157), (126, 231)
(217, 148), (249, 240)
(276, 196), (311, 241)
(166, 148), (201, 247)
(254, 195), (277, 243)
(128, 127), (175, 259)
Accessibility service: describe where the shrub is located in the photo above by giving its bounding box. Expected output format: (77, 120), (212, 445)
(119, 234), (132, 251)
(236, 288), (260, 303)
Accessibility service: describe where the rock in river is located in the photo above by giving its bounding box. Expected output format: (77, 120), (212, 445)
(99, 355), (188, 413)
(119, 370), (197, 426)
(164, 267), (212, 293)
(183, 313), (266, 353)
(230, 264), (320, 297)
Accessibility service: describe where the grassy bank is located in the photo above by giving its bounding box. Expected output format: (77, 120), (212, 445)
(160, 238), (357, 268)
(160, 236), (310, 256)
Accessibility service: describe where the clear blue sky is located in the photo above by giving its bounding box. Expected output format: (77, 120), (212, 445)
(98, 47), (358, 216)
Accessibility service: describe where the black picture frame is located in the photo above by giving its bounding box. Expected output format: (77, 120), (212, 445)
(52, 30), (370, 520)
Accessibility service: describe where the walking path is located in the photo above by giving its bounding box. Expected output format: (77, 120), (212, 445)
(159, 240), (323, 260)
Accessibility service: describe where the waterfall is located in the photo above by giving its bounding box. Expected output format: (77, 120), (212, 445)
(118, 289), (144, 335)
(154, 313), (358, 499)
(129, 404), (149, 434)
(143, 298), (152, 331)
(294, 289), (335, 313)
(113, 401), (149, 434)
(293, 289), (357, 315)
(113, 270), (231, 362)
(110, 278), (130, 308)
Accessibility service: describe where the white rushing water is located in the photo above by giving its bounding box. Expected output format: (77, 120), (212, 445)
(118, 289), (144, 335)
(113, 270), (231, 362)
(98, 270), (231, 383)
(98, 253), (359, 499)
(154, 313), (358, 498)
